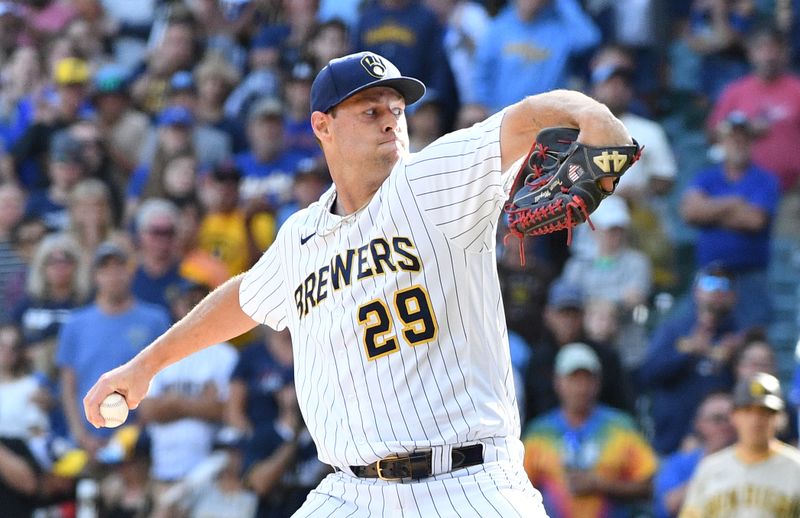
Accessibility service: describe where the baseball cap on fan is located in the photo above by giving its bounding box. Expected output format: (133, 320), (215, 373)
(310, 52), (426, 113)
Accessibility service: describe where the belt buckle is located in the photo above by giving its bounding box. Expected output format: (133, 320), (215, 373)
(376, 454), (410, 481)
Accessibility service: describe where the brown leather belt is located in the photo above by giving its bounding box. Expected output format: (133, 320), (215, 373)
(350, 444), (484, 481)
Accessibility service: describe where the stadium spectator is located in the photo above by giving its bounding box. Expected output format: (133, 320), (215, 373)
(68, 118), (126, 222)
(305, 18), (350, 71)
(584, 0), (663, 97)
(244, 382), (329, 516)
(0, 183), (27, 318)
(589, 52), (678, 287)
(138, 279), (238, 509)
(424, 0), (490, 105)
(275, 165), (331, 228)
(25, 131), (87, 232)
(24, 0), (78, 45)
(198, 160), (276, 279)
(637, 263), (743, 455)
(471, 0), (600, 114)
(93, 426), (151, 517)
(93, 0), (157, 70)
(0, 46), (44, 162)
(1, 216), (48, 322)
(282, 61), (320, 159)
(223, 27), (283, 122)
(352, 0), (457, 121)
(130, 11), (200, 115)
(708, 27), (800, 200)
(91, 64), (152, 187)
(235, 97), (310, 208)
(0, 2), (27, 62)
(523, 342), (657, 518)
(66, 178), (127, 261)
(732, 333), (798, 444)
(179, 433), (258, 518)
(12, 232), (90, 348)
(56, 240), (170, 452)
(11, 57), (92, 189)
(269, 0), (330, 70)
(175, 197), (231, 290)
(679, 372), (800, 517)
(0, 323), (50, 439)
(523, 280), (633, 422)
(0, 436), (44, 517)
(193, 53), (246, 152)
(407, 94), (445, 152)
(680, 112), (779, 328)
(138, 99), (231, 174)
(131, 198), (187, 312)
(559, 196), (653, 311)
(496, 231), (557, 347)
(126, 108), (195, 218)
(226, 328), (294, 445)
(676, 0), (755, 101)
(653, 392), (736, 518)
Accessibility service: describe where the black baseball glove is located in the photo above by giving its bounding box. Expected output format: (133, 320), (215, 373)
(504, 127), (641, 261)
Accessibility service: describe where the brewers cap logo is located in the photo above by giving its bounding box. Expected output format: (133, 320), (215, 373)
(361, 54), (387, 78)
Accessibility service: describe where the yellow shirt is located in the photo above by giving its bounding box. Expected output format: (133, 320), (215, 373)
(198, 210), (276, 276)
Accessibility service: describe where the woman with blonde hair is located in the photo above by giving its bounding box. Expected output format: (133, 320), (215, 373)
(12, 233), (91, 350)
(68, 178), (126, 256)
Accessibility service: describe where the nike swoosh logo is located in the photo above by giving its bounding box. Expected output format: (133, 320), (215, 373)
(300, 232), (316, 245)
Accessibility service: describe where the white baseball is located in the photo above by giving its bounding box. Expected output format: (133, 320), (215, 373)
(99, 392), (129, 428)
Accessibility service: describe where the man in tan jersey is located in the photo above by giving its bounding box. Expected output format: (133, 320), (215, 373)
(680, 372), (800, 518)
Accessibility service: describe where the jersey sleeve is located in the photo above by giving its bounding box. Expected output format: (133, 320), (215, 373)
(239, 242), (288, 330)
(403, 109), (520, 251)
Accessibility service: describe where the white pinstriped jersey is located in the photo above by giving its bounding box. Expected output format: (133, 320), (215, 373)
(240, 110), (523, 470)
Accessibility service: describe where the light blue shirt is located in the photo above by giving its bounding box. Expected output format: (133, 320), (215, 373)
(473, 0), (600, 112)
(56, 301), (171, 437)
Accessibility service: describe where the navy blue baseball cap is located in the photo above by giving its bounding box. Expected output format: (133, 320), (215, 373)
(310, 52), (425, 114)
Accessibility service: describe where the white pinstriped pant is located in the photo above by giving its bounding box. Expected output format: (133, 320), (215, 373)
(291, 438), (547, 518)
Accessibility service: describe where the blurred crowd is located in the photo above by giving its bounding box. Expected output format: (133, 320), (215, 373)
(1, 0), (800, 517)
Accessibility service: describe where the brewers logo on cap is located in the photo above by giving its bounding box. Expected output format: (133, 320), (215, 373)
(361, 54), (387, 78)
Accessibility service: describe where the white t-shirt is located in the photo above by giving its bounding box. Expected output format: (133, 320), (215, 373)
(617, 112), (677, 191)
(146, 343), (238, 482)
(0, 375), (49, 438)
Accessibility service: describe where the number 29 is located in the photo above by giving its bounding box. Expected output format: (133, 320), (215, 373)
(357, 285), (438, 360)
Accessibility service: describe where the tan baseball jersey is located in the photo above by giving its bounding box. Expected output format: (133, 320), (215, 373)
(680, 442), (800, 518)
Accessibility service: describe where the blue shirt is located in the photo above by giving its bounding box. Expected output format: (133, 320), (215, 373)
(653, 448), (704, 518)
(25, 190), (69, 231)
(234, 150), (311, 206)
(56, 301), (171, 438)
(131, 264), (185, 314)
(688, 163), (779, 271)
(636, 307), (737, 454)
(473, 0), (600, 112)
(230, 342), (293, 434)
(353, 1), (451, 101)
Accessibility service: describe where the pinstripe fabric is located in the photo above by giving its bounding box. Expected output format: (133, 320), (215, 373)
(292, 438), (545, 517)
(240, 109), (542, 514)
